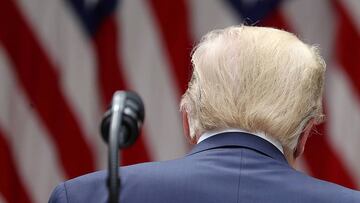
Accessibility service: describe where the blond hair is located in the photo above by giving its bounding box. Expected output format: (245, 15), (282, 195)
(180, 25), (326, 150)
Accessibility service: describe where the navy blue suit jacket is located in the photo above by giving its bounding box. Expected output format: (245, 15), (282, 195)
(49, 132), (360, 203)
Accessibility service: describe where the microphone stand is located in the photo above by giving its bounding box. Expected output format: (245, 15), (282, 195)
(108, 92), (126, 203)
(102, 90), (144, 203)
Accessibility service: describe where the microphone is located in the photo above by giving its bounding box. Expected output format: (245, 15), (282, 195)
(100, 91), (145, 148)
(100, 91), (145, 203)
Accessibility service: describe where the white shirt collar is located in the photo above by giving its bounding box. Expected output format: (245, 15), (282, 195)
(197, 128), (284, 154)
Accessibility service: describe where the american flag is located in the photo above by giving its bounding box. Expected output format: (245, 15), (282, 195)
(1, 0), (360, 202)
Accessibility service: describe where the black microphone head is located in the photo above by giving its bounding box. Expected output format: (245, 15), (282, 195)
(100, 109), (112, 143)
(100, 91), (145, 148)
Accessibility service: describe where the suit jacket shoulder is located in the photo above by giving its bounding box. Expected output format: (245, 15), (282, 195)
(48, 132), (360, 203)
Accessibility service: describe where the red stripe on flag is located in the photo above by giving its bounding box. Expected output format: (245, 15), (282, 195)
(333, 1), (360, 99)
(0, 0), (95, 178)
(260, 8), (290, 30)
(147, 0), (193, 95)
(260, 9), (358, 189)
(0, 129), (33, 203)
(93, 15), (151, 165)
(304, 122), (357, 189)
(94, 16), (127, 105)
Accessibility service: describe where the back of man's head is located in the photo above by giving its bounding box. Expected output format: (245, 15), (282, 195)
(180, 25), (326, 151)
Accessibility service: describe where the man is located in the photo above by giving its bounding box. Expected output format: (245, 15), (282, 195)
(49, 26), (360, 202)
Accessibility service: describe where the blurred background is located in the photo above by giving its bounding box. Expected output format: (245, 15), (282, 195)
(1, 0), (360, 202)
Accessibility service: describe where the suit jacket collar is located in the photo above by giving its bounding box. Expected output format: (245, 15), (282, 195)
(188, 132), (288, 164)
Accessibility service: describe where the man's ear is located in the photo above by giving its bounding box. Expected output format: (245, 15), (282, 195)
(293, 119), (315, 159)
(182, 111), (197, 144)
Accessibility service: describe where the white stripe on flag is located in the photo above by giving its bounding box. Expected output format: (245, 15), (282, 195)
(282, 0), (336, 61)
(17, 0), (106, 169)
(189, 0), (239, 41)
(15, 0), (62, 69)
(340, 0), (360, 33)
(0, 194), (6, 203)
(118, 0), (188, 161)
(0, 46), (65, 203)
(326, 63), (360, 185)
